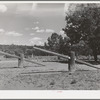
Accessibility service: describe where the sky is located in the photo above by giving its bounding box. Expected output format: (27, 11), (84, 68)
(0, 3), (68, 46)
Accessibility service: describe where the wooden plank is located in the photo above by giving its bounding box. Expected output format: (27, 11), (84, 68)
(76, 59), (100, 69)
(0, 50), (45, 66)
(33, 47), (70, 59)
(24, 58), (45, 66)
(33, 46), (99, 69)
(0, 51), (19, 59)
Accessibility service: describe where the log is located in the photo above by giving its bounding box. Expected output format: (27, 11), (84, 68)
(24, 58), (45, 66)
(0, 50), (45, 66)
(33, 46), (99, 69)
(0, 51), (19, 59)
(33, 47), (70, 59)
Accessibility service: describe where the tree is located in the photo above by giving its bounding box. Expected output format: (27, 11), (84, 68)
(25, 49), (32, 56)
(14, 49), (24, 57)
(47, 33), (60, 52)
(45, 33), (70, 55)
(63, 4), (100, 61)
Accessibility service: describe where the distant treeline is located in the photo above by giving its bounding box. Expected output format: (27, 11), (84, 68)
(0, 32), (94, 58)
(0, 44), (49, 57)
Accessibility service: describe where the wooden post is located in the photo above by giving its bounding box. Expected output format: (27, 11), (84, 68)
(68, 51), (76, 73)
(18, 53), (24, 68)
(31, 54), (34, 58)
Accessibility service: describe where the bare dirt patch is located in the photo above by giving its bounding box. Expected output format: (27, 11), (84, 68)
(0, 59), (100, 90)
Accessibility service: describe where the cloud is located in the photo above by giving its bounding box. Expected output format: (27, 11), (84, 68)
(59, 30), (64, 35)
(29, 37), (44, 45)
(6, 31), (23, 36)
(34, 21), (39, 24)
(0, 4), (7, 13)
(32, 27), (54, 33)
(64, 3), (70, 13)
(12, 40), (20, 45)
(30, 33), (35, 35)
(31, 37), (42, 41)
(36, 29), (45, 33)
(32, 26), (45, 33)
(0, 29), (5, 34)
(32, 26), (39, 30)
(58, 30), (66, 38)
(0, 29), (23, 37)
(45, 29), (55, 33)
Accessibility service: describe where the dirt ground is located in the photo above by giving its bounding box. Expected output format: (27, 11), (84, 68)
(0, 59), (100, 90)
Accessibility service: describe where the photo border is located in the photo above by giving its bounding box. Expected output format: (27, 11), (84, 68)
(0, 0), (100, 99)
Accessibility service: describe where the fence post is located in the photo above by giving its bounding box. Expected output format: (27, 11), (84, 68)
(31, 54), (34, 58)
(68, 51), (76, 73)
(18, 53), (24, 68)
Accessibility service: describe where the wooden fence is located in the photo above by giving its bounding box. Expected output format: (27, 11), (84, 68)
(33, 46), (100, 73)
(0, 47), (99, 73)
(0, 50), (45, 67)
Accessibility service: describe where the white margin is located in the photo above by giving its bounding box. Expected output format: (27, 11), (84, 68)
(0, 1), (100, 99)
(0, 1), (100, 3)
(0, 90), (100, 99)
